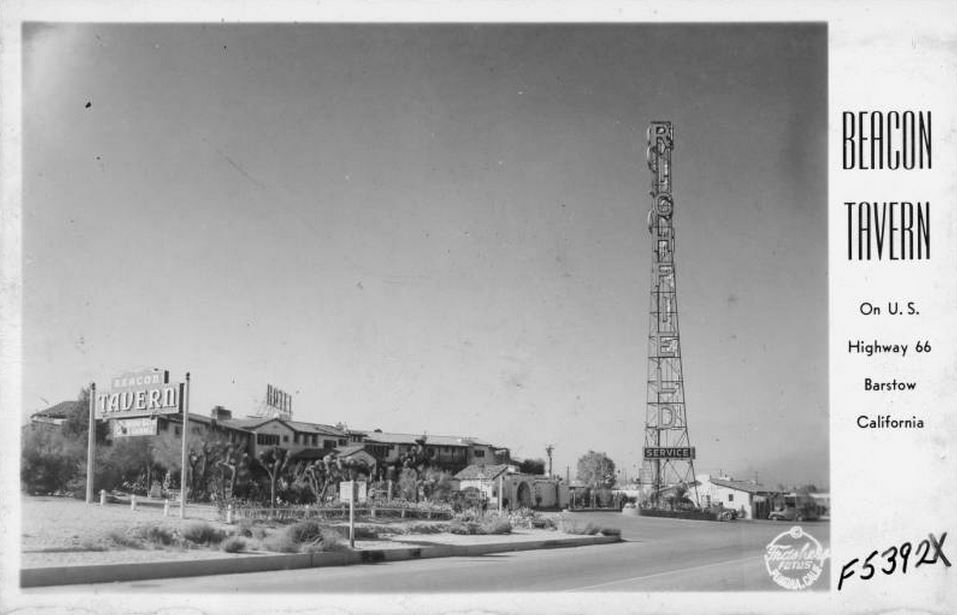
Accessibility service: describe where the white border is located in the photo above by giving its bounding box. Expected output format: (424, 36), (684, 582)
(3, 2), (956, 613)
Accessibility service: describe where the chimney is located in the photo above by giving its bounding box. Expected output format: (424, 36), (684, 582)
(211, 405), (232, 421)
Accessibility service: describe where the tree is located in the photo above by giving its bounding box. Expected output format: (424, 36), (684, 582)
(60, 388), (110, 444)
(576, 450), (617, 489)
(256, 446), (289, 510)
(518, 458), (546, 475)
(21, 425), (82, 494)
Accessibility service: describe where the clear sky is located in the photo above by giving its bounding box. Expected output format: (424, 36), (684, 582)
(22, 23), (828, 487)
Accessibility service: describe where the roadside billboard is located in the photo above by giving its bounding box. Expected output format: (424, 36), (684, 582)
(95, 369), (180, 419)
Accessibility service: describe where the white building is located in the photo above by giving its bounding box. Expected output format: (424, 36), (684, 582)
(455, 464), (569, 510)
(695, 473), (775, 520)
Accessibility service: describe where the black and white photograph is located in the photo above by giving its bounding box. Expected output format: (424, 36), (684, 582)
(1, 4), (955, 614)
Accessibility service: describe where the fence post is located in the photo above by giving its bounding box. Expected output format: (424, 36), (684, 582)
(130, 495), (137, 512)
(163, 499), (170, 516)
(226, 503), (233, 524)
(99, 489), (106, 506)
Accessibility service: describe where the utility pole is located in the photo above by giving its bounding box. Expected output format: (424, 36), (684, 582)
(85, 382), (96, 504)
(179, 372), (191, 519)
(545, 444), (554, 476)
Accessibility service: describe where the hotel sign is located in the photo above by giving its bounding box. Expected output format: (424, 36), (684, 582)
(643, 446), (696, 460)
(96, 369), (180, 419)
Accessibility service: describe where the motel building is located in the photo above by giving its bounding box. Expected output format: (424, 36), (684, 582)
(695, 473), (775, 520)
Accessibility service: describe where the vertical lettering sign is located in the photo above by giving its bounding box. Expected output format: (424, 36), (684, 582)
(96, 369), (180, 418)
(266, 384), (293, 419)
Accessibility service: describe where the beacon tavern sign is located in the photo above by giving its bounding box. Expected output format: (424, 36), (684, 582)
(95, 369), (181, 419)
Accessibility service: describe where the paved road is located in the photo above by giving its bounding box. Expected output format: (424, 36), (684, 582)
(34, 513), (830, 593)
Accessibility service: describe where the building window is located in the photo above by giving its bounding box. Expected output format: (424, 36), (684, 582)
(339, 439), (347, 446)
(728, 494), (734, 502)
(293, 433), (299, 444)
(473, 449), (485, 458)
(311, 434), (318, 446)
(174, 426), (181, 436)
(324, 439), (336, 449)
(256, 433), (280, 446)
(283, 435), (289, 443)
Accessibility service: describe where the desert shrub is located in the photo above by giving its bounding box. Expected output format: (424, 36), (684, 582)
(221, 536), (246, 553)
(453, 508), (483, 523)
(481, 517), (512, 535)
(251, 527), (268, 540)
(401, 522), (445, 535)
(599, 527), (622, 537)
(300, 528), (347, 553)
(263, 532), (300, 553)
(351, 525), (379, 540)
(559, 520), (600, 535)
(112, 525), (176, 548)
(285, 519), (324, 544)
(237, 518), (255, 538)
(138, 525), (176, 546)
(107, 530), (144, 549)
(182, 521), (226, 545)
(448, 521), (480, 535)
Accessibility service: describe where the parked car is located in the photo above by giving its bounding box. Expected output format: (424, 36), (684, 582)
(769, 493), (820, 521)
(768, 505), (818, 521)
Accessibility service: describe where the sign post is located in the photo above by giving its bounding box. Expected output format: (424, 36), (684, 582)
(340, 480), (357, 548)
(180, 372), (191, 519)
(85, 382), (96, 504)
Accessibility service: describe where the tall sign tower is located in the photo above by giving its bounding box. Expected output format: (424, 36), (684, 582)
(641, 121), (699, 508)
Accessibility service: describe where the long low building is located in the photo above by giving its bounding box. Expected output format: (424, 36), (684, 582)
(29, 402), (512, 476)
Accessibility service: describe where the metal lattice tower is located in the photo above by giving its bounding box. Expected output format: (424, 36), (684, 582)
(641, 121), (700, 508)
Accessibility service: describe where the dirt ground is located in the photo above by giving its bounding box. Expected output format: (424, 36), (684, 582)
(19, 495), (235, 567)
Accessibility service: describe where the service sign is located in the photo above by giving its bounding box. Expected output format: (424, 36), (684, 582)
(95, 369), (180, 419)
(111, 417), (158, 438)
(643, 446), (696, 460)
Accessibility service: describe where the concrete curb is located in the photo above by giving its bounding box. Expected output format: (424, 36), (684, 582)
(21, 535), (620, 588)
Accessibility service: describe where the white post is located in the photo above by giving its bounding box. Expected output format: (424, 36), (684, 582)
(164, 499), (170, 516)
(130, 495), (137, 512)
(179, 372), (191, 519)
(85, 383), (97, 504)
(99, 489), (106, 506)
(226, 503), (233, 524)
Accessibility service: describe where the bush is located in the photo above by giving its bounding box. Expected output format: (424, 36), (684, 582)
(300, 528), (347, 553)
(400, 522), (445, 535)
(286, 520), (324, 544)
(107, 530), (144, 549)
(559, 520), (600, 535)
(599, 526), (622, 537)
(221, 536), (246, 553)
(237, 518), (255, 538)
(137, 525), (176, 546)
(182, 522), (226, 545)
(448, 521), (481, 535)
(263, 532), (300, 553)
(481, 517), (512, 535)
